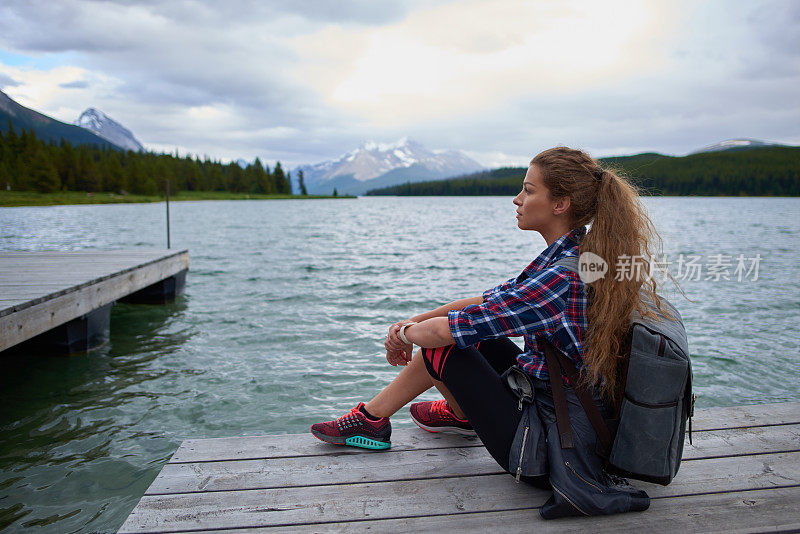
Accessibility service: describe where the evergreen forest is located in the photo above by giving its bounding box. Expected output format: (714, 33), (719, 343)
(367, 147), (800, 196)
(0, 125), (292, 195)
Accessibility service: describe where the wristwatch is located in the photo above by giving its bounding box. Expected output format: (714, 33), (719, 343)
(399, 322), (417, 345)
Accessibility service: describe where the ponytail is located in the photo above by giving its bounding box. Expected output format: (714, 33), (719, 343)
(532, 147), (666, 398)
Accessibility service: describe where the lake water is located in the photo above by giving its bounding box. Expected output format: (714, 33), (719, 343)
(1, 196), (799, 532)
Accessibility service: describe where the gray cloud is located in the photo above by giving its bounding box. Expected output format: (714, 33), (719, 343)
(64, 0), (426, 27)
(59, 80), (89, 89)
(405, 62), (800, 161)
(0, 72), (20, 88)
(740, 1), (800, 79)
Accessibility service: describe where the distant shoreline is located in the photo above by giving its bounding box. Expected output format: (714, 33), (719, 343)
(0, 191), (354, 207)
(3, 191), (797, 207)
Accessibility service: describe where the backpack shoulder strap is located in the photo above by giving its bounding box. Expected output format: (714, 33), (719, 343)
(543, 344), (574, 449)
(543, 339), (614, 455)
(551, 254), (579, 274)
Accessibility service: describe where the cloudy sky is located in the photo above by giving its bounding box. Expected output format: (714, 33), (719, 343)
(0, 0), (798, 168)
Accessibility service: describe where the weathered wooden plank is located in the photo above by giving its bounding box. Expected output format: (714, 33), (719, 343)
(0, 261), (181, 276)
(148, 423), (800, 495)
(118, 451), (800, 532)
(683, 422), (800, 458)
(169, 403), (800, 463)
(0, 250), (188, 350)
(0, 266), (169, 272)
(0, 273), (137, 280)
(683, 402), (800, 430)
(147, 446), (497, 495)
(120, 473), (545, 533)
(0, 282), (94, 286)
(0, 265), (160, 271)
(170, 429), (481, 463)
(186, 486), (800, 534)
(0, 251), (173, 257)
(0, 289), (86, 301)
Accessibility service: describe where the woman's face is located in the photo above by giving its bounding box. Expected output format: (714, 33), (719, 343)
(513, 164), (559, 232)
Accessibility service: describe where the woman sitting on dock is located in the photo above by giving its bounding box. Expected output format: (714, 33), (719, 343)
(311, 146), (661, 517)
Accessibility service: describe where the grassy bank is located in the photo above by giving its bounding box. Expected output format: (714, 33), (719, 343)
(0, 191), (353, 207)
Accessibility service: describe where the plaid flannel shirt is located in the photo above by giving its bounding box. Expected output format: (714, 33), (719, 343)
(447, 227), (587, 380)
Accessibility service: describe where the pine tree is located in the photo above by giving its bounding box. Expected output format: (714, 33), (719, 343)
(29, 147), (60, 193)
(128, 159), (157, 195)
(105, 151), (125, 192)
(58, 141), (79, 190)
(251, 157), (272, 194)
(333, 187), (338, 197)
(76, 148), (101, 191)
(208, 163), (225, 191)
(227, 162), (246, 192)
(298, 169), (308, 195)
(272, 161), (287, 193)
(0, 129), (11, 190)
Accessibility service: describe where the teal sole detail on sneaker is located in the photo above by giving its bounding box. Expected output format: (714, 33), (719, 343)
(345, 436), (391, 450)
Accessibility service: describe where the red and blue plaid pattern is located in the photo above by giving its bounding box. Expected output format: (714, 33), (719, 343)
(448, 227), (587, 380)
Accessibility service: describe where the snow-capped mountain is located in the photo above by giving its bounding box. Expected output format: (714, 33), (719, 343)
(0, 90), (119, 149)
(690, 138), (784, 154)
(74, 108), (144, 152)
(295, 138), (483, 195)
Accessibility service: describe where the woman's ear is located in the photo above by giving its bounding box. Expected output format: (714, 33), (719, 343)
(552, 196), (571, 216)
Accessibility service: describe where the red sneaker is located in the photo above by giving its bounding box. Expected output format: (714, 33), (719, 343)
(310, 402), (391, 450)
(409, 399), (476, 435)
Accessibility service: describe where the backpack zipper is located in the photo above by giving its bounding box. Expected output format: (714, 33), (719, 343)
(565, 461), (603, 492)
(515, 425), (529, 482)
(552, 484), (590, 516)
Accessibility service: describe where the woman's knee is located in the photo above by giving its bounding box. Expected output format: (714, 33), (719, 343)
(421, 347), (441, 380)
(421, 345), (456, 381)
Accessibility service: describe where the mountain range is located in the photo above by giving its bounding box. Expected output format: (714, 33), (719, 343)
(1, 90), (792, 195)
(294, 138), (483, 195)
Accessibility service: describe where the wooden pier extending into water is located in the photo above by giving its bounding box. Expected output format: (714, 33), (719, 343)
(0, 249), (188, 352)
(120, 401), (800, 533)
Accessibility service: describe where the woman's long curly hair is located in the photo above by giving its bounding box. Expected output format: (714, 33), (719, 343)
(532, 147), (666, 398)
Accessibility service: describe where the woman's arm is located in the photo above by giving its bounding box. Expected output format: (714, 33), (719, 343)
(386, 316), (454, 354)
(401, 317), (454, 348)
(408, 296), (483, 323)
(386, 296), (482, 351)
(384, 296), (483, 365)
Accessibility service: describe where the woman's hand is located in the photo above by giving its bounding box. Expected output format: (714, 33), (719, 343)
(386, 347), (412, 366)
(386, 321), (411, 351)
(385, 321), (413, 366)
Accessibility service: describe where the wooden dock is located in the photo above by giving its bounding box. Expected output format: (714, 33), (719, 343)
(120, 401), (800, 533)
(0, 249), (188, 352)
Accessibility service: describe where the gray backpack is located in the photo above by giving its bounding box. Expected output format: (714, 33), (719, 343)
(547, 255), (694, 486)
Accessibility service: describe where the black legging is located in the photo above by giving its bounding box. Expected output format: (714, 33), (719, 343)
(422, 338), (549, 488)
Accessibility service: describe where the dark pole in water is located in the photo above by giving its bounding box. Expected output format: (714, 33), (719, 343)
(165, 179), (171, 249)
